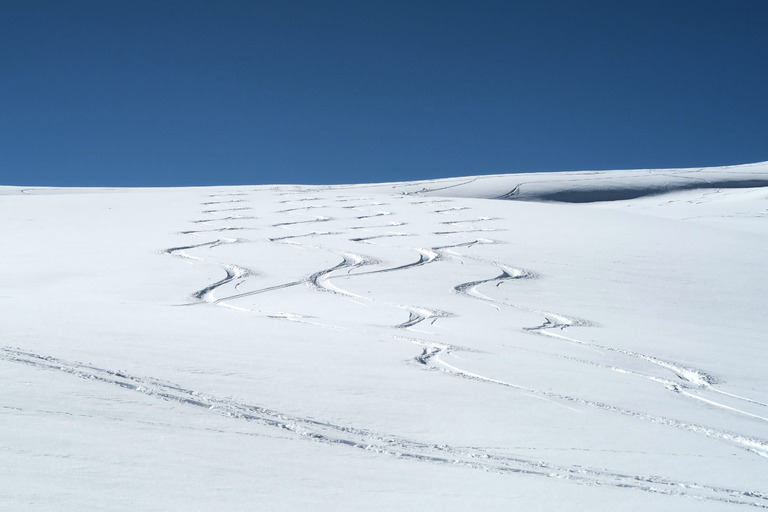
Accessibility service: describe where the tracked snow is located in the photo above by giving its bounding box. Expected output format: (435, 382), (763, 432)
(1, 162), (768, 510)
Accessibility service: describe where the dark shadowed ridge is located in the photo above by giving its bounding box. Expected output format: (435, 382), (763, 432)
(520, 179), (768, 203)
(406, 161), (768, 204)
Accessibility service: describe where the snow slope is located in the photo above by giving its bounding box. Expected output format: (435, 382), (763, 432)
(2, 162), (768, 510)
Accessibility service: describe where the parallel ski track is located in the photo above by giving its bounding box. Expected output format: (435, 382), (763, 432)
(3, 346), (766, 509)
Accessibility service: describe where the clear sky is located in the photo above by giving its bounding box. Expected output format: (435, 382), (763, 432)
(2, 0), (767, 187)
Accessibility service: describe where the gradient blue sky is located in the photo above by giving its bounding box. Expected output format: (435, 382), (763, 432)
(2, 0), (767, 186)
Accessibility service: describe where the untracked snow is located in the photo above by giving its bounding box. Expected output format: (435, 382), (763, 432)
(2, 162), (768, 510)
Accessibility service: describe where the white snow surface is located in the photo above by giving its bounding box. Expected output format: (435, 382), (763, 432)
(2, 162), (768, 510)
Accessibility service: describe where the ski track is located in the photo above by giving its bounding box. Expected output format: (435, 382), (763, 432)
(425, 344), (768, 459)
(175, 194), (470, 331)
(521, 321), (768, 423)
(192, 215), (256, 224)
(400, 177), (480, 196)
(4, 346), (767, 509)
(440, 245), (768, 457)
(201, 199), (247, 206)
(179, 191), (768, 427)
(154, 189), (768, 501)
(201, 206), (252, 214)
(349, 233), (411, 243)
(349, 221), (406, 230)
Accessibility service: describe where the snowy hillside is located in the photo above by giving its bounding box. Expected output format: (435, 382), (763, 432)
(2, 162), (768, 510)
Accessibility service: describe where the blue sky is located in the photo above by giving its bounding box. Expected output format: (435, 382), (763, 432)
(2, 0), (767, 186)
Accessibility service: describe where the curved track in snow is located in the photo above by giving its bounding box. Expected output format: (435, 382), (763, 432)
(4, 345), (767, 509)
(154, 184), (768, 503)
